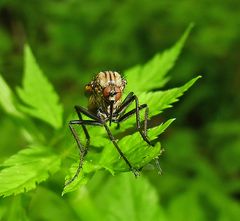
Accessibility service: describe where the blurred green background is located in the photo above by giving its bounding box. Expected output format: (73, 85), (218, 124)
(0, 0), (240, 220)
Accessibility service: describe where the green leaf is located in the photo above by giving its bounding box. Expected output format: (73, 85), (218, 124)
(2, 196), (30, 221)
(94, 173), (167, 221)
(63, 119), (174, 194)
(0, 147), (61, 197)
(201, 182), (240, 221)
(100, 119), (175, 172)
(16, 45), (63, 129)
(117, 76), (201, 131)
(67, 185), (103, 221)
(139, 76), (201, 116)
(125, 24), (193, 92)
(0, 75), (46, 143)
(168, 191), (205, 221)
(28, 187), (79, 221)
(62, 161), (100, 195)
(0, 75), (22, 117)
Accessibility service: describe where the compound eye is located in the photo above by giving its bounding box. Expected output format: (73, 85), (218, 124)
(103, 86), (122, 101)
(85, 84), (93, 94)
(115, 87), (122, 101)
(103, 86), (111, 98)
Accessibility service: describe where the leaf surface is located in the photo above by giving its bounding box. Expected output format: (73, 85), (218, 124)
(95, 173), (167, 221)
(0, 147), (61, 197)
(0, 75), (22, 117)
(116, 76), (201, 132)
(17, 45), (63, 129)
(125, 24), (193, 92)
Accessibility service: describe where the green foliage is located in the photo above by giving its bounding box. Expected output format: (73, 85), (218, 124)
(27, 187), (79, 221)
(0, 72), (45, 143)
(94, 173), (167, 221)
(0, 0), (239, 220)
(0, 26), (199, 220)
(0, 75), (22, 117)
(17, 45), (63, 129)
(1, 196), (30, 221)
(117, 76), (200, 132)
(167, 191), (205, 221)
(62, 119), (175, 195)
(0, 147), (61, 197)
(155, 126), (240, 221)
(125, 23), (194, 93)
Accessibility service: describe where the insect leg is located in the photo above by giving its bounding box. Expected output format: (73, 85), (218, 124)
(132, 95), (149, 143)
(74, 105), (99, 149)
(74, 105), (100, 121)
(143, 104), (149, 137)
(113, 92), (136, 129)
(116, 104), (147, 122)
(117, 96), (153, 146)
(65, 119), (102, 187)
(103, 123), (140, 177)
(114, 92), (135, 115)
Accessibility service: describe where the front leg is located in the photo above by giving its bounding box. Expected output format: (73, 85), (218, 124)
(65, 119), (102, 187)
(114, 92), (135, 116)
(115, 94), (152, 146)
(65, 105), (102, 187)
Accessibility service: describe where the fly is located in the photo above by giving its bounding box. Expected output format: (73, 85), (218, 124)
(65, 71), (153, 187)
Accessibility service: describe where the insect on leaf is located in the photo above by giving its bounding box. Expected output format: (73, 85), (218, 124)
(63, 119), (175, 195)
(16, 45), (63, 129)
(125, 23), (194, 93)
(63, 25), (200, 194)
(0, 147), (61, 197)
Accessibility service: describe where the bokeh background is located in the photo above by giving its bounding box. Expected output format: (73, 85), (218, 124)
(0, 0), (240, 220)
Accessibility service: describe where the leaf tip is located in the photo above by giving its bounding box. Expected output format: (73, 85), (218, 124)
(24, 43), (32, 57)
(188, 22), (195, 30)
(61, 189), (66, 197)
(197, 75), (202, 79)
(186, 75), (202, 88)
(193, 75), (202, 83)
